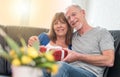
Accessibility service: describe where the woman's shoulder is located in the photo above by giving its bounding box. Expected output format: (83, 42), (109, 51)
(38, 32), (49, 39)
(38, 32), (50, 45)
(39, 32), (48, 37)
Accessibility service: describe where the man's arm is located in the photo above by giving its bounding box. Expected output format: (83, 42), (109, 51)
(62, 49), (114, 67)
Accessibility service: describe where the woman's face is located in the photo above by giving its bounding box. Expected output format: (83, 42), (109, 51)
(53, 20), (68, 37)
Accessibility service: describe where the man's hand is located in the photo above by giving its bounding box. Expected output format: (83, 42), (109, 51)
(28, 36), (39, 47)
(62, 49), (79, 63)
(63, 49), (114, 67)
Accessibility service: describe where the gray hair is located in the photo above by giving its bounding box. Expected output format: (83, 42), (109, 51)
(68, 4), (82, 10)
(64, 4), (82, 13)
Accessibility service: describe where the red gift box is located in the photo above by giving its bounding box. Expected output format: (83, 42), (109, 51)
(39, 46), (68, 61)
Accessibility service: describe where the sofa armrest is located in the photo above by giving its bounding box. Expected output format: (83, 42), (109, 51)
(104, 30), (120, 77)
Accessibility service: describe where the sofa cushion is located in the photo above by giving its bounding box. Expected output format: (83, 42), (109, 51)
(106, 30), (120, 77)
(4, 26), (49, 45)
(0, 35), (11, 76)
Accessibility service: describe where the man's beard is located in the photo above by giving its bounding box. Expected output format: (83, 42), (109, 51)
(74, 23), (83, 31)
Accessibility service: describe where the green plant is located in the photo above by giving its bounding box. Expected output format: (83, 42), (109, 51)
(0, 28), (58, 74)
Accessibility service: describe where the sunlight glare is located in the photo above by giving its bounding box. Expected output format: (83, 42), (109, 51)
(12, 0), (30, 16)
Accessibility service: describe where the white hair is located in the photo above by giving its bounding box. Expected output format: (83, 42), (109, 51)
(63, 4), (82, 14)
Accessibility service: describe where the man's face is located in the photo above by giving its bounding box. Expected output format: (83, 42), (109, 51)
(65, 7), (85, 30)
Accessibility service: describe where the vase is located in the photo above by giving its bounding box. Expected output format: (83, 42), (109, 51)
(12, 66), (43, 77)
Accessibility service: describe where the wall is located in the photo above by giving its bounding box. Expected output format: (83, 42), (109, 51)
(1, 0), (119, 30)
(87, 0), (120, 30)
(72, 0), (120, 30)
(0, 0), (72, 28)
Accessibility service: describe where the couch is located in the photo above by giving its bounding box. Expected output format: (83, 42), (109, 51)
(0, 25), (120, 77)
(0, 25), (49, 76)
(104, 30), (120, 77)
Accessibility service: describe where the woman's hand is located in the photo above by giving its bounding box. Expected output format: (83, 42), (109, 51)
(28, 36), (39, 47)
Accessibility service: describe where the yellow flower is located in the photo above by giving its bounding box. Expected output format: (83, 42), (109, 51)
(45, 53), (54, 62)
(27, 47), (38, 58)
(12, 58), (21, 66)
(21, 55), (33, 64)
(0, 30), (58, 73)
(51, 64), (58, 75)
(20, 47), (26, 53)
(9, 50), (17, 58)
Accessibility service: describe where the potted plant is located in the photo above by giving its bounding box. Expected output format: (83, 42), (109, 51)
(0, 28), (58, 77)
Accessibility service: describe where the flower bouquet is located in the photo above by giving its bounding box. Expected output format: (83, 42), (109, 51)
(0, 28), (58, 77)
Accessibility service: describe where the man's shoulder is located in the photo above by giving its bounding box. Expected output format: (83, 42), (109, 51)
(94, 26), (109, 34)
(94, 26), (107, 31)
